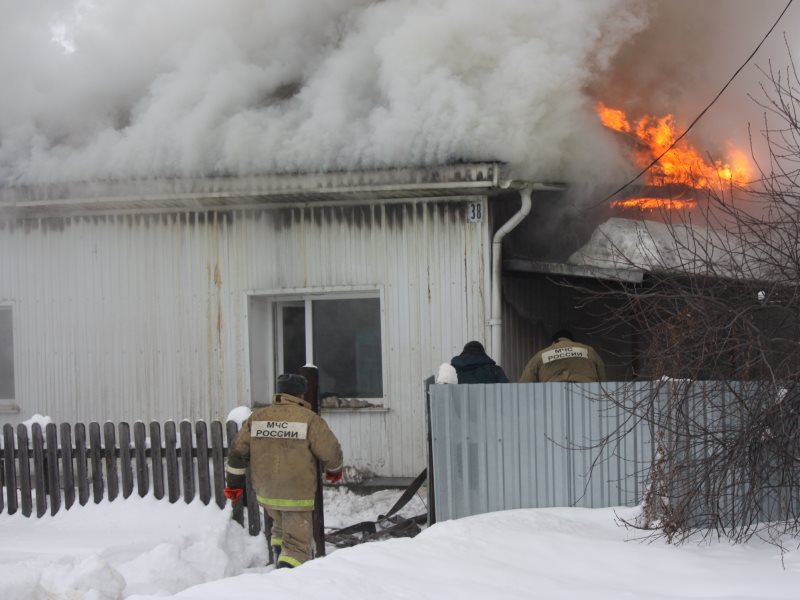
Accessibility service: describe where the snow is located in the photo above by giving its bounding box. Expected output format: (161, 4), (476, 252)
(225, 406), (252, 427)
(1, 487), (798, 599)
(1, 414), (54, 450)
(435, 362), (458, 384)
(568, 217), (750, 276)
(21, 413), (54, 432)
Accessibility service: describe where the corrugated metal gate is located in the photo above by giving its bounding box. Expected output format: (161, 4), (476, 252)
(428, 382), (656, 521)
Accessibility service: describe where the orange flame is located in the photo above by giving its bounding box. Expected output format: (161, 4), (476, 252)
(610, 197), (697, 210)
(597, 104), (631, 133)
(596, 102), (752, 210)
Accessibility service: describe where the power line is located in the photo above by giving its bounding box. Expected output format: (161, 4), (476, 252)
(591, 0), (794, 207)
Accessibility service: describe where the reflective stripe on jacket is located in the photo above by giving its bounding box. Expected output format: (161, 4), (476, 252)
(226, 393), (343, 511)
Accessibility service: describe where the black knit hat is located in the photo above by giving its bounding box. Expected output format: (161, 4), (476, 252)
(461, 341), (486, 356)
(276, 373), (308, 397)
(551, 330), (574, 343)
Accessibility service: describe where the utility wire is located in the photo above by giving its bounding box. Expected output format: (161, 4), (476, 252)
(592, 0), (794, 207)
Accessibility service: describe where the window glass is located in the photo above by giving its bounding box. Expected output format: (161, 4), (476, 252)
(312, 298), (382, 398)
(280, 305), (306, 376)
(0, 308), (14, 400)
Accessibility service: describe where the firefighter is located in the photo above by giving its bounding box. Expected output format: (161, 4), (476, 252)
(224, 373), (343, 569)
(449, 340), (509, 383)
(519, 330), (606, 383)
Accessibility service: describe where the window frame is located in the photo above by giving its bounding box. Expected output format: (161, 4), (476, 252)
(0, 301), (18, 410)
(247, 286), (387, 403)
(274, 300), (305, 376)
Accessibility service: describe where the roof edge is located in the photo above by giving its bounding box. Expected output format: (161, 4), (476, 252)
(1, 163), (504, 207)
(504, 258), (644, 283)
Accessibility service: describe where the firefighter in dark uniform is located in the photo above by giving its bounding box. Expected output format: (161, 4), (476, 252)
(450, 340), (509, 383)
(224, 373), (343, 569)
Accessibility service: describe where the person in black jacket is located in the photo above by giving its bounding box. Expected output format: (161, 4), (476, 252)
(450, 341), (509, 384)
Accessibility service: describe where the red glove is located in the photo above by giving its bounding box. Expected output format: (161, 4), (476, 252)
(324, 470), (343, 484)
(224, 487), (244, 503)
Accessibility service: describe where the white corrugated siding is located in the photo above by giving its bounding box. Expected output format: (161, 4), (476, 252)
(0, 200), (490, 477)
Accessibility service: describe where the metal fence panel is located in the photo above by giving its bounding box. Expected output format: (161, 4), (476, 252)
(429, 382), (655, 521)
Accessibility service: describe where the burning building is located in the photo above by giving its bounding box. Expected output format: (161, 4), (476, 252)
(0, 0), (788, 480)
(0, 133), (750, 480)
(0, 164), (569, 480)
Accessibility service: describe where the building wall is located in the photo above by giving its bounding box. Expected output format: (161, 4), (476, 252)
(501, 273), (637, 382)
(0, 200), (491, 477)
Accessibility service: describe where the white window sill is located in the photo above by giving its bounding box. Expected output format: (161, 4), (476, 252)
(0, 401), (20, 414)
(321, 407), (390, 414)
(320, 397), (385, 409)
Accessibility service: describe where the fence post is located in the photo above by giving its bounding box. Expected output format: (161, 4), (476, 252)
(165, 421), (180, 503)
(17, 425), (32, 517)
(119, 422), (134, 499)
(245, 472), (261, 536)
(196, 421), (211, 505)
(89, 422), (104, 504)
(3, 424), (17, 515)
(31, 424), (47, 517)
(424, 375), (437, 525)
(104, 422), (119, 502)
(180, 421), (195, 504)
(150, 421), (164, 500)
(300, 364), (325, 558)
(134, 422), (149, 497)
(60, 423), (75, 510)
(210, 420), (226, 509)
(45, 423), (61, 516)
(74, 423), (89, 506)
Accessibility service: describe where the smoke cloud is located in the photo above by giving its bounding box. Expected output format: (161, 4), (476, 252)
(592, 0), (800, 175)
(0, 0), (797, 188)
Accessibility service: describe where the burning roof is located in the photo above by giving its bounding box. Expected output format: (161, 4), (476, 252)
(596, 102), (752, 211)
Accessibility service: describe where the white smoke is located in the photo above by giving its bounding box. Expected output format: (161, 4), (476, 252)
(1, 0), (797, 189)
(0, 0), (648, 186)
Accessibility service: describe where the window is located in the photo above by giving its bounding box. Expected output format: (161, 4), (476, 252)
(0, 306), (14, 401)
(275, 295), (383, 399)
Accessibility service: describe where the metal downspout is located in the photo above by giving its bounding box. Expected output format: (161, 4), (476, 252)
(490, 185), (533, 366)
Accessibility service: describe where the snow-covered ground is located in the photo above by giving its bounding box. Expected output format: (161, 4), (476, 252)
(1, 487), (798, 600)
